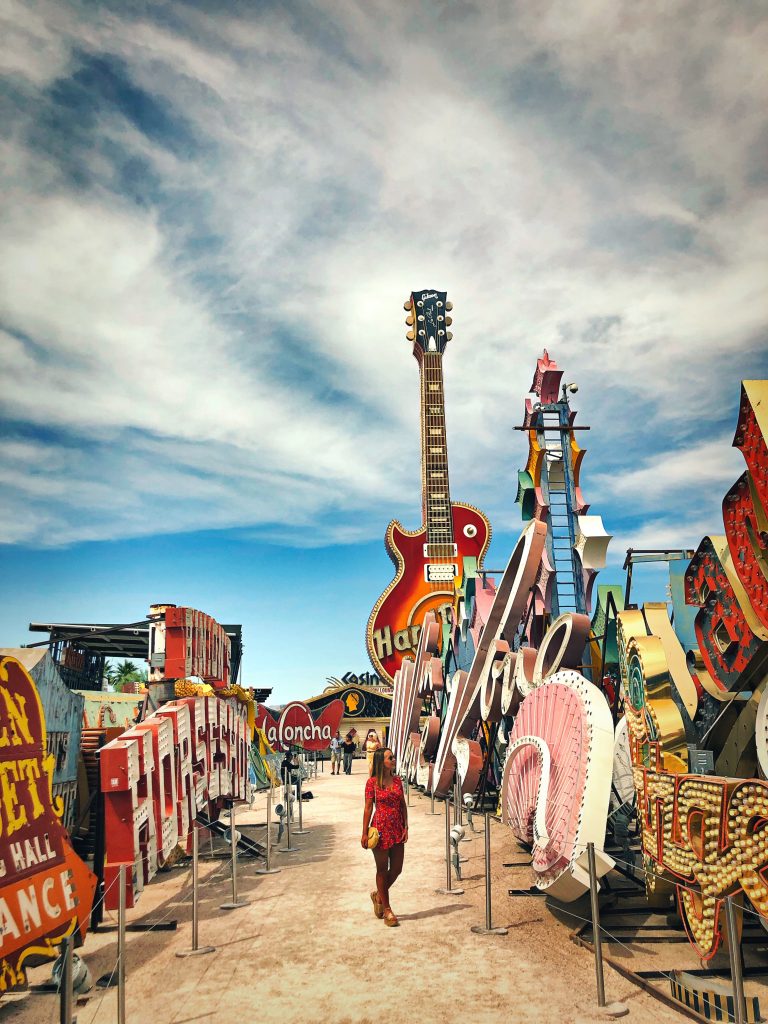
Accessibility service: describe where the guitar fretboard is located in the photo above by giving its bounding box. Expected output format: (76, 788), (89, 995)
(420, 351), (454, 555)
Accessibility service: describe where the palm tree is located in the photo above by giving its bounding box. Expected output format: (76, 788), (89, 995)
(102, 661), (118, 690)
(113, 660), (147, 692)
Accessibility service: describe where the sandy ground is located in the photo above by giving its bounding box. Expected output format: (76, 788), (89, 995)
(4, 761), (688, 1024)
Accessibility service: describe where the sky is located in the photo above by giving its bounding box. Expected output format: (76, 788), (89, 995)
(1, 1), (766, 701)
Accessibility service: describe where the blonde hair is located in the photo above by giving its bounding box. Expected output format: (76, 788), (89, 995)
(372, 747), (393, 788)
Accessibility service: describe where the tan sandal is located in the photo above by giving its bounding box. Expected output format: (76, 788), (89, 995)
(370, 891), (384, 919)
(383, 908), (399, 927)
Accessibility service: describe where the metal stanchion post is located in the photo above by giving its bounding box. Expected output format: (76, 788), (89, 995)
(587, 843), (606, 1007)
(725, 897), (747, 1024)
(585, 843), (627, 1017)
(257, 786), (281, 874)
(279, 774), (299, 853)
(177, 824), (216, 956)
(436, 799), (464, 896)
(118, 863), (126, 1024)
(59, 934), (73, 1024)
(294, 758), (309, 835)
(220, 803), (250, 909)
(471, 812), (508, 935)
(428, 786), (437, 815)
(454, 778), (471, 844)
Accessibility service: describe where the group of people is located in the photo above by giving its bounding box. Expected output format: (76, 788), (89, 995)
(329, 728), (383, 775)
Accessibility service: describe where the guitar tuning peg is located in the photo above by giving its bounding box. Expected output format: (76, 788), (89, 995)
(445, 301), (453, 311)
(405, 314), (414, 326)
(403, 299), (412, 311)
(446, 331), (453, 341)
(445, 316), (452, 326)
(406, 330), (415, 341)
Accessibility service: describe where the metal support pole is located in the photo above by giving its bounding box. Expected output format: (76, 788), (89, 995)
(294, 757), (309, 835)
(59, 934), (74, 1024)
(177, 824), (216, 956)
(587, 842), (606, 1007)
(257, 786), (281, 875)
(455, 777), (471, 839)
(118, 863), (126, 1024)
(436, 799), (464, 896)
(428, 786), (437, 815)
(725, 897), (747, 1024)
(471, 813), (508, 935)
(279, 775), (299, 853)
(220, 803), (250, 909)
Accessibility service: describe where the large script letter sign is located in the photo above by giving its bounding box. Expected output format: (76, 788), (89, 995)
(502, 670), (615, 900)
(101, 696), (251, 909)
(430, 519), (547, 797)
(0, 657), (97, 995)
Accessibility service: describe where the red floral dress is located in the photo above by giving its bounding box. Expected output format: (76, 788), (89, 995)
(365, 776), (407, 849)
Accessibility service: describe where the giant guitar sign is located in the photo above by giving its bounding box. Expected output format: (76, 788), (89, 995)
(0, 656), (96, 995)
(366, 290), (490, 686)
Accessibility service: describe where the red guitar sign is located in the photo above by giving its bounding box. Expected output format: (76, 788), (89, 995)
(366, 290), (490, 685)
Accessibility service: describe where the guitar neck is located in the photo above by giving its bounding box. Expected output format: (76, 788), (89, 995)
(419, 351), (454, 553)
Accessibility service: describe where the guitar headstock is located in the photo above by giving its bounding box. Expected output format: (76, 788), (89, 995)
(404, 289), (453, 359)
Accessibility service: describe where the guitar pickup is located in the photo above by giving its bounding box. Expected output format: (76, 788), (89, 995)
(424, 563), (458, 583)
(423, 543), (458, 557)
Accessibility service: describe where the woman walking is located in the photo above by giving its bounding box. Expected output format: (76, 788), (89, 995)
(364, 729), (381, 775)
(361, 748), (408, 927)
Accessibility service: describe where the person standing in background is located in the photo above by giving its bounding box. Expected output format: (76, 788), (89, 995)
(364, 729), (381, 775)
(330, 732), (342, 775)
(342, 734), (356, 775)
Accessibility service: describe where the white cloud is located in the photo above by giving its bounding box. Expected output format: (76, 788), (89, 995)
(0, 0), (765, 548)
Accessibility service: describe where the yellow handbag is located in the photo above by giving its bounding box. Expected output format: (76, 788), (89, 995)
(367, 826), (380, 849)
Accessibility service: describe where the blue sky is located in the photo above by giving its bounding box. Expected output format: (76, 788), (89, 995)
(1, 1), (766, 700)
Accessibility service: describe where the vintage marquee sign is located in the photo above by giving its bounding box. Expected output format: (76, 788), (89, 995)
(100, 695), (250, 909)
(617, 379), (768, 960)
(0, 656), (97, 995)
(254, 700), (345, 752)
(151, 606), (231, 688)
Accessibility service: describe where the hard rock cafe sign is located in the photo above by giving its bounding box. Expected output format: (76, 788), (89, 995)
(0, 656), (96, 995)
(254, 700), (345, 752)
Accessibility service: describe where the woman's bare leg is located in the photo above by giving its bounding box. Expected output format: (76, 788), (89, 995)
(372, 845), (390, 908)
(386, 843), (405, 897)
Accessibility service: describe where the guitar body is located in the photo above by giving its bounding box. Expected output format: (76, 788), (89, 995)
(366, 501), (490, 685)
